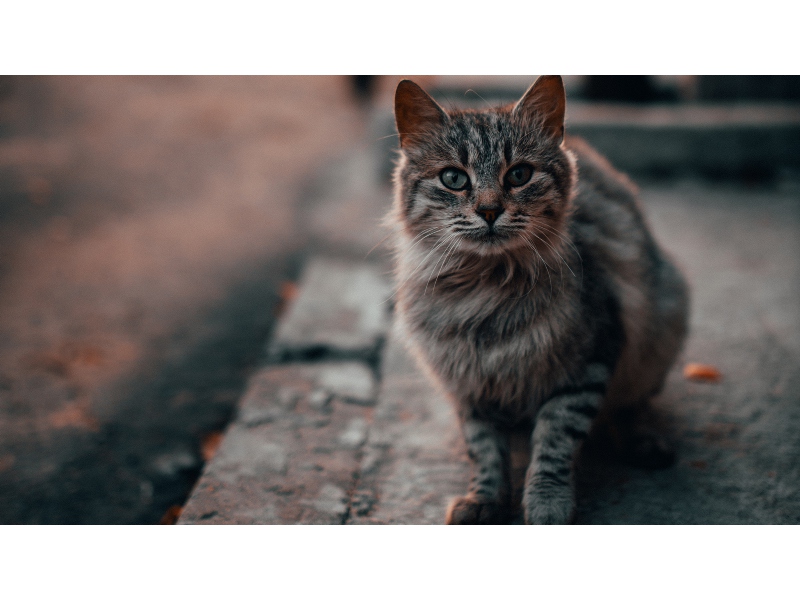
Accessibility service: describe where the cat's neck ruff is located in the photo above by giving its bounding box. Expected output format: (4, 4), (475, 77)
(396, 232), (574, 305)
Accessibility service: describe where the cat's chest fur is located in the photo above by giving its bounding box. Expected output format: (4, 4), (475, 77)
(397, 264), (591, 420)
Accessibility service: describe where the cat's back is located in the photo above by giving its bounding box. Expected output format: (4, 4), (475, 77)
(564, 134), (689, 406)
(564, 134), (657, 264)
(565, 134), (644, 223)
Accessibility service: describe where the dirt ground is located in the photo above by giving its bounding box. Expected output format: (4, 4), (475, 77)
(0, 76), (363, 523)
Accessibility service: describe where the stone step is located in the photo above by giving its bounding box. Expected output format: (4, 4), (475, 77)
(347, 329), (471, 524)
(372, 102), (800, 179)
(178, 360), (378, 524)
(179, 256), (392, 524)
(266, 257), (391, 365)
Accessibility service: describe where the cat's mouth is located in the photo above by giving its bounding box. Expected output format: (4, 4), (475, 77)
(459, 227), (517, 251)
(466, 224), (511, 239)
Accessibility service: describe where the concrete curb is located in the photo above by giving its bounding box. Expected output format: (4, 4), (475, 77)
(179, 257), (391, 524)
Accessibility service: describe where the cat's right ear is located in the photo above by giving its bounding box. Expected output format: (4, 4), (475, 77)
(512, 75), (566, 143)
(394, 80), (448, 150)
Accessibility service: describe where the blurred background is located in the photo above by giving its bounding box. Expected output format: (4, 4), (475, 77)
(0, 75), (798, 524)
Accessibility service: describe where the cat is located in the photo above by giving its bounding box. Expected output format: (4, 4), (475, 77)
(389, 76), (689, 524)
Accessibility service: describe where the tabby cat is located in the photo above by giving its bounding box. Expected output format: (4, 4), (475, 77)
(390, 76), (689, 524)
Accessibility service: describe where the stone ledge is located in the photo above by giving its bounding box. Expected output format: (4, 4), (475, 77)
(179, 361), (378, 525)
(348, 329), (471, 524)
(266, 257), (391, 365)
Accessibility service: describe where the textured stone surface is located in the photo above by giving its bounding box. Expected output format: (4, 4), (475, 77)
(349, 328), (471, 524)
(316, 362), (377, 406)
(179, 362), (377, 524)
(267, 257), (391, 363)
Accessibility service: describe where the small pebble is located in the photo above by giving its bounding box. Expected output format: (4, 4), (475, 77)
(308, 388), (333, 411)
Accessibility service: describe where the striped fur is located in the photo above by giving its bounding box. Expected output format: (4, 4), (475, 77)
(390, 77), (689, 524)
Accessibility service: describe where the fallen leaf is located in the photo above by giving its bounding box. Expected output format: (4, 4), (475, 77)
(201, 431), (223, 462)
(280, 281), (299, 303)
(160, 505), (183, 525)
(684, 363), (722, 383)
(689, 460), (707, 470)
(274, 281), (300, 317)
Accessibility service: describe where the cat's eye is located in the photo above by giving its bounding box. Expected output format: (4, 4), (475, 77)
(440, 168), (470, 191)
(505, 164), (533, 187)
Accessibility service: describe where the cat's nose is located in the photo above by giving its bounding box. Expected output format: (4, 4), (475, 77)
(476, 206), (504, 225)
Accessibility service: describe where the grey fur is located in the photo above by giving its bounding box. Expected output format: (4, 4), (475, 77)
(390, 77), (689, 524)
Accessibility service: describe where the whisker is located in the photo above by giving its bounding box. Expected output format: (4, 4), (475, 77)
(403, 227), (444, 254)
(424, 234), (458, 295)
(522, 231), (554, 303)
(373, 132), (401, 142)
(431, 236), (461, 294)
(383, 230), (451, 304)
(534, 222), (583, 285)
(365, 231), (394, 257)
(464, 88), (492, 110)
(393, 232), (455, 297)
(536, 222), (582, 262)
(530, 226), (577, 279)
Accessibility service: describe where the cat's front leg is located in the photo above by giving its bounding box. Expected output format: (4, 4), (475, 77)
(524, 364), (609, 524)
(446, 419), (510, 525)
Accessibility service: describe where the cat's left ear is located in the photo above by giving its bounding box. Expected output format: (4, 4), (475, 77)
(512, 75), (566, 144)
(395, 80), (448, 150)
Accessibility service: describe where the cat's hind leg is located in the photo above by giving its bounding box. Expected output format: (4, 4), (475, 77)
(604, 315), (686, 468)
(523, 364), (608, 524)
(607, 253), (687, 469)
(446, 419), (510, 525)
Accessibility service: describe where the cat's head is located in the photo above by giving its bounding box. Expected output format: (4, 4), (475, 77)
(393, 76), (576, 260)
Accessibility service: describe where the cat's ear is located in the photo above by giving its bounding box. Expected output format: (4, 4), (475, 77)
(513, 75), (566, 143)
(395, 80), (448, 150)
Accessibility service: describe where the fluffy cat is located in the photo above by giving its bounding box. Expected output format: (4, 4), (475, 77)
(390, 76), (689, 524)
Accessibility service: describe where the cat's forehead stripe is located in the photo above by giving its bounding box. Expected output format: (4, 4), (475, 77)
(458, 143), (468, 166)
(447, 112), (509, 175)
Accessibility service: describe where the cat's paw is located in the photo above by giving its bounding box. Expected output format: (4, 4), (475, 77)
(524, 491), (575, 525)
(445, 495), (507, 525)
